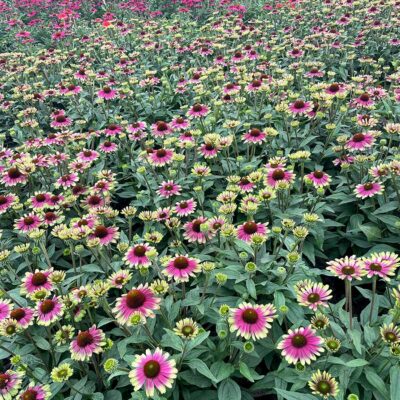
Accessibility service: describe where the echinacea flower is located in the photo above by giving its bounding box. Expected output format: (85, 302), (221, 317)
(229, 302), (276, 340)
(173, 318), (199, 339)
(113, 285), (160, 325)
(98, 86), (117, 100)
(306, 170), (331, 187)
(237, 221), (268, 242)
(266, 168), (295, 188)
(9, 307), (35, 328)
(129, 348), (177, 397)
(125, 243), (155, 268)
(288, 99), (313, 115)
(297, 282), (332, 311)
(70, 325), (106, 361)
(183, 217), (214, 243)
(14, 214), (42, 232)
(346, 132), (375, 151)
(158, 181), (181, 198)
(174, 198), (196, 216)
(0, 370), (23, 400)
(187, 103), (209, 118)
(163, 255), (201, 282)
(18, 384), (51, 400)
(2, 167), (27, 186)
(148, 148), (174, 166)
(380, 323), (400, 344)
(36, 296), (64, 326)
(277, 326), (324, 365)
(21, 269), (53, 295)
(242, 128), (267, 144)
(326, 256), (365, 280)
(354, 182), (383, 198)
(308, 370), (339, 399)
(89, 225), (119, 245)
(362, 252), (399, 280)
(0, 194), (17, 213)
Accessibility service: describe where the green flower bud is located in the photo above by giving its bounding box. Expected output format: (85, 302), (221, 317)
(104, 358), (119, 374)
(218, 329), (227, 339)
(279, 305), (289, 314)
(215, 273), (227, 285)
(245, 262), (257, 273)
(347, 395), (359, 400)
(243, 341), (254, 353)
(295, 362), (305, 372)
(32, 246), (41, 255)
(219, 304), (230, 316)
(239, 252), (248, 260)
(63, 248), (71, 256)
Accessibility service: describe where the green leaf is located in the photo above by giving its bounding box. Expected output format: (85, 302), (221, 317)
(348, 329), (362, 354)
(390, 366), (400, 400)
(345, 359), (368, 368)
(210, 361), (235, 383)
(105, 391), (122, 400)
(365, 369), (390, 400)
(187, 359), (217, 383)
(34, 336), (51, 351)
(218, 379), (241, 400)
(239, 362), (254, 382)
(275, 388), (318, 400)
(359, 223), (381, 241)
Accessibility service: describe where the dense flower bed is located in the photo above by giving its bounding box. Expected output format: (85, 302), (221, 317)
(0, 0), (400, 399)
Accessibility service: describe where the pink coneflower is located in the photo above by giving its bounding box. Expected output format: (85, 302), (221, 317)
(155, 208), (172, 221)
(56, 173), (79, 188)
(84, 194), (105, 209)
(75, 68), (88, 80)
(354, 182), (383, 198)
(238, 177), (255, 192)
(77, 149), (99, 163)
(50, 114), (72, 128)
(0, 370), (22, 399)
(246, 79), (264, 92)
(127, 121), (147, 133)
(209, 216), (226, 232)
(125, 243), (154, 268)
(151, 121), (173, 137)
(354, 92), (374, 107)
(229, 302), (276, 340)
(113, 285), (161, 324)
(70, 325), (105, 361)
(297, 282), (332, 311)
(37, 297), (64, 326)
(199, 142), (219, 159)
(109, 270), (132, 289)
(326, 256), (365, 281)
(187, 103), (209, 118)
(183, 217), (214, 244)
(0, 300), (11, 321)
(288, 99), (313, 115)
(158, 181), (181, 198)
(129, 348), (177, 397)
(0, 194), (17, 213)
(362, 252), (399, 280)
(99, 141), (118, 153)
(231, 51), (245, 63)
(237, 221), (268, 242)
(90, 225), (119, 245)
(148, 148), (174, 166)
(10, 307), (34, 328)
(277, 326), (324, 365)
(2, 167), (27, 186)
(171, 117), (190, 130)
(60, 84), (82, 95)
(242, 128), (267, 144)
(42, 211), (63, 226)
(306, 170), (331, 187)
(21, 269), (53, 295)
(14, 214), (42, 232)
(305, 67), (324, 78)
(288, 47), (304, 58)
(325, 82), (346, 95)
(18, 384), (51, 400)
(104, 124), (123, 136)
(346, 132), (375, 151)
(368, 87), (387, 99)
(266, 168), (295, 188)
(174, 198), (196, 216)
(163, 255), (200, 282)
(30, 192), (51, 209)
(223, 82), (240, 94)
(98, 86), (117, 100)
